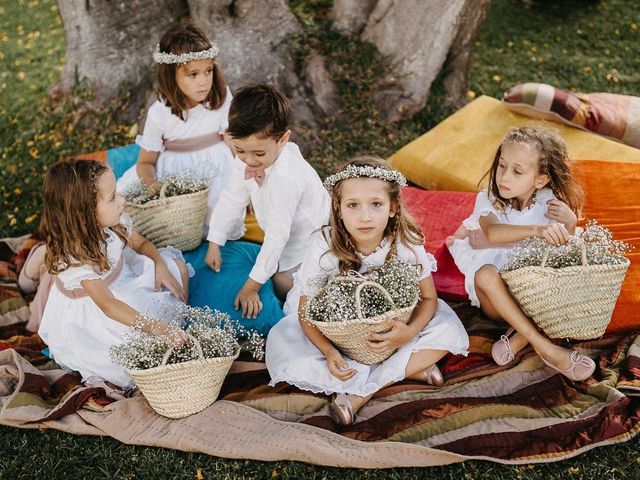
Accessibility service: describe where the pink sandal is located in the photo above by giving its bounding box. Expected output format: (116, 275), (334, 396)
(540, 351), (596, 382)
(330, 393), (354, 426)
(491, 328), (516, 366)
(423, 364), (444, 386)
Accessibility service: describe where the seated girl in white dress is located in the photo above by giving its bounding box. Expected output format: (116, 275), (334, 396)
(116, 22), (235, 233)
(266, 157), (469, 425)
(38, 159), (192, 389)
(447, 127), (595, 381)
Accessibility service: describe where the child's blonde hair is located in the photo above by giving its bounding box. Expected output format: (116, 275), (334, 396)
(325, 156), (424, 273)
(483, 127), (584, 213)
(41, 159), (128, 274)
(157, 22), (227, 120)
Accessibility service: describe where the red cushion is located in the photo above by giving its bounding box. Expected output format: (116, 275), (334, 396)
(401, 187), (476, 300)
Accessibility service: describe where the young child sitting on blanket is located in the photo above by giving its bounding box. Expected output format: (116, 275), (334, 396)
(266, 157), (469, 425)
(37, 158), (190, 388)
(205, 84), (331, 319)
(116, 21), (235, 234)
(447, 127), (595, 381)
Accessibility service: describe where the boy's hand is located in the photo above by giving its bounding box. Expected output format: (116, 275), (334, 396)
(366, 319), (415, 356)
(205, 242), (222, 272)
(234, 279), (263, 319)
(325, 348), (357, 381)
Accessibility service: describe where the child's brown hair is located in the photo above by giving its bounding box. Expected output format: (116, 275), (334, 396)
(226, 84), (291, 139)
(41, 159), (128, 274)
(157, 22), (227, 120)
(483, 127), (584, 213)
(326, 156), (424, 274)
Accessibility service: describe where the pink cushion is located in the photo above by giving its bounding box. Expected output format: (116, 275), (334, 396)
(401, 187), (476, 300)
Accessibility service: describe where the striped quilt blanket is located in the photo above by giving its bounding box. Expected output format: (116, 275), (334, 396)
(2, 238), (640, 467)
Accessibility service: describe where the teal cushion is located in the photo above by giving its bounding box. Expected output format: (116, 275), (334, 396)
(108, 144), (139, 180)
(183, 241), (284, 336)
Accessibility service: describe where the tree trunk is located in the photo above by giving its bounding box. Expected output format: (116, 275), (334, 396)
(332, 0), (490, 121)
(56, 0), (187, 116)
(188, 0), (337, 128)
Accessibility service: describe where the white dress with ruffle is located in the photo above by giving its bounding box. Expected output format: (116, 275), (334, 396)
(265, 231), (469, 397)
(116, 89), (234, 233)
(38, 216), (193, 388)
(448, 187), (559, 307)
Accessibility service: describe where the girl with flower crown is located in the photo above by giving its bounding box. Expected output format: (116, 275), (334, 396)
(265, 157), (468, 426)
(117, 22), (237, 234)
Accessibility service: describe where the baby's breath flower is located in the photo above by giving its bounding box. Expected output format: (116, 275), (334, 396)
(122, 171), (211, 205)
(307, 255), (420, 323)
(109, 305), (264, 371)
(501, 220), (633, 273)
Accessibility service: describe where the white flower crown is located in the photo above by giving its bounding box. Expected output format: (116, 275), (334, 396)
(323, 165), (407, 190)
(152, 44), (219, 64)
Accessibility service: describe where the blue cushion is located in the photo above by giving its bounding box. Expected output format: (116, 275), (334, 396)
(183, 242), (285, 336)
(108, 144), (139, 180)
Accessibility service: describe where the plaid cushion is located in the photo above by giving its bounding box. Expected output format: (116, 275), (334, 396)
(503, 82), (640, 148)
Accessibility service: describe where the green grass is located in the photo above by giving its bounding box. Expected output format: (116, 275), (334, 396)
(2, 0), (640, 477)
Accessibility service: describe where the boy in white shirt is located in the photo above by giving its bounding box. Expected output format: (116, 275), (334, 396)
(206, 84), (331, 319)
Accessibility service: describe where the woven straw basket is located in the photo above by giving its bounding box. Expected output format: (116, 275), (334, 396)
(127, 334), (238, 419)
(125, 184), (208, 251)
(308, 277), (418, 365)
(501, 245), (630, 340)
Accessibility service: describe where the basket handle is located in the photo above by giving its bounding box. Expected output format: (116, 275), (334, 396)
(540, 242), (588, 267)
(354, 281), (398, 321)
(158, 182), (169, 199)
(160, 332), (202, 366)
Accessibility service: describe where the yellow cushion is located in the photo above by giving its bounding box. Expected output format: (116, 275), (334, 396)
(241, 211), (264, 244)
(388, 96), (640, 192)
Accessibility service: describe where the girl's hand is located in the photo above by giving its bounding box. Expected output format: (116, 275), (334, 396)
(155, 261), (187, 302)
(366, 319), (414, 356)
(545, 199), (577, 232)
(536, 223), (570, 246)
(234, 283), (263, 319)
(146, 181), (164, 197)
(149, 321), (189, 347)
(325, 348), (357, 381)
(205, 242), (222, 272)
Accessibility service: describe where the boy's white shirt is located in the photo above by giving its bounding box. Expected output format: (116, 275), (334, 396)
(207, 142), (331, 284)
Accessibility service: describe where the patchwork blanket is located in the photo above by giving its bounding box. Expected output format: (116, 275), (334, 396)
(2, 240), (640, 468)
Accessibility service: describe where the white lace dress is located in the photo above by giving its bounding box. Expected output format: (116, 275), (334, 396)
(116, 89), (234, 232)
(265, 231), (469, 397)
(448, 187), (559, 307)
(38, 216), (193, 388)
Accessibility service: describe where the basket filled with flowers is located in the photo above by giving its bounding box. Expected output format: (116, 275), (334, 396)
(500, 221), (631, 340)
(305, 255), (420, 365)
(110, 304), (264, 419)
(122, 172), (210, 251)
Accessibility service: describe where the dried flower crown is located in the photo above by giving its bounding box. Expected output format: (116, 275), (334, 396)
(323, 165), (407, 190)
(153, 44), (219, 64)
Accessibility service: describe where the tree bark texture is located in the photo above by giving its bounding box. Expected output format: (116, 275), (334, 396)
(57, 0), (187, 101)
(332, 0), (490, 121)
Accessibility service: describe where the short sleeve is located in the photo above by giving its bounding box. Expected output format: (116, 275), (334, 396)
(56, 264), (102, 290)
(136, 102), (168, 152)
(462, 191), (498, 229)
(119, 213), (134, 238)
(398, 243), (437, 280)
(297, 230), (336, 298)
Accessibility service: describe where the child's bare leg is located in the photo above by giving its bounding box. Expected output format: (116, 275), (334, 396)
(174, 259), (189, 301)
(404, 348), (448, 381)
(475, 278), (529, 355)
(475, 265), (580, 370)
(272, 271), (294, 301)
